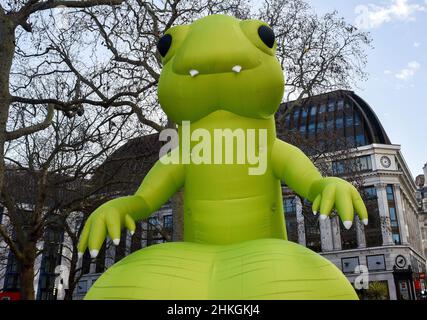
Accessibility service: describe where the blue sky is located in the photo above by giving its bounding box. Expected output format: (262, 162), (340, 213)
(307, 0), (427, 178)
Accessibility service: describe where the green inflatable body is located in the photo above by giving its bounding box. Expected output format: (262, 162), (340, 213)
(78, 14), (368, 300)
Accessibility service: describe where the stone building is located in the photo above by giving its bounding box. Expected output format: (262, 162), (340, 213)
(278, 90), (426, 300)
(416, 164), (427, 263)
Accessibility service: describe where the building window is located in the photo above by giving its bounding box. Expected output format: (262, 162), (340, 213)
(284, 197), (298, 243)
(357, 281), (390, 300)
(364, 186), (377, 199)
(147, 216), (166, 246)
(332, 155), (372, 176)
(95, 244), (106, 274)
(386, 185), (401, 245)
(356, 155), (372, 171)
(163, 215), (173, 233)
(77, 280), (88, 294)
(332, 161), (345, 175)
(386, 185), (394, 201)
(301, 108), (308, 120)
(363, 186), (383, 247)
(355, 133), (366, 146)
(328, 101), (335, 113)
(317, 120), (324, 131)
(310, 105), (317, 116)
(345, 112), (354, 128)
(303, 200), (321, 252)
(340, 222), (358, 250)
(284, 114), (290, 128)
(367, 255), (386, 271)
(307, 106), (317, 135)
(4, 251), (20, 292)
(147, 217), (158, 246)
(81, 251), (91, 275)
(37, 220), (64, 300)
(354, 113), (361, 126)
(293, 109), (300, 127)
(336, 116), (344, 129)
(341, 257), (360, 274)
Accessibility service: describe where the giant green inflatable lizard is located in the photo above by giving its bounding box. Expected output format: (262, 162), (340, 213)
(78, 14), (368, 300)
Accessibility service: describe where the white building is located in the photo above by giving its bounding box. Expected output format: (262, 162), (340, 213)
(279, 90), (426, 300)
(416, 164), (427, 264)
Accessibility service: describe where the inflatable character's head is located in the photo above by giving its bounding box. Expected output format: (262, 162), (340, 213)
(157, 14), (285, 123)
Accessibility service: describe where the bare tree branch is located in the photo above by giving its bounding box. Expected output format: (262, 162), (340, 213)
(6, 104), (54, 141)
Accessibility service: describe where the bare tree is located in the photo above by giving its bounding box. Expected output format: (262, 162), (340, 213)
(0, 0), (373, 299)
(0, 1), (126, 196)
(0, 105), (138, 299)
(259, 0), (371, 107)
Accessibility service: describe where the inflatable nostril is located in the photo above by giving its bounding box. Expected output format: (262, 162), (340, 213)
(258, 25), (275, 49)
(157, 34), (172, 57)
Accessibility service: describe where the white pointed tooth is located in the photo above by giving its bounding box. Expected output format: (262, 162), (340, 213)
(362, 219), (369, 226)
(343, 221), (353, 230)
(232, 65), (242, 73)
(113, 239), (120, 246)
(313, 211), (318, 216)
(189, 69), (199, 77)
(90, 250), (99, 258)
(130, 230), (135, 236)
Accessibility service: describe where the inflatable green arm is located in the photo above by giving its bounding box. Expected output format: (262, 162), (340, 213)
(77, 149), (184, 257)
(271, 139), (368, 229)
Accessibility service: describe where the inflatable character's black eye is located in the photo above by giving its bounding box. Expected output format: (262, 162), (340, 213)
(258, 25), (275, 49)
(157, 34), (172, 57)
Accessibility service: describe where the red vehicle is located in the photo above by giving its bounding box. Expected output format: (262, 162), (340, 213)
(0, 292), (21, 300)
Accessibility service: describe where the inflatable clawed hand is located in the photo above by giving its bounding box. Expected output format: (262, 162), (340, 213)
(309, 177), (368, 228)
(77, 196), (148, 258)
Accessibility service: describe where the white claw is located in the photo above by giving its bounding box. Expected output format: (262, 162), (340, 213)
(78, 252), (83, 259)
(232, 65), (242, 73)
(113, 239), (120, 246)
(90, 250), (99, 258)
(313, 211), (318, 215)
(320, 214), (328, 220)
(130, 230), (135, 236)
(343, 221), (353, 230)
(189, 69), (199, 77)
(362, 219), (369, 226)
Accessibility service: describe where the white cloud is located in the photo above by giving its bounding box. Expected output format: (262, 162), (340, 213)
(355, 0), (426, 29)
(414, 42), (421, 47)
(395, 61), (421, 80)
(384, 69), (392, 74)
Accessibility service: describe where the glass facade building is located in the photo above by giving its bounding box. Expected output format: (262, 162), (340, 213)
(277, 90), (391, 150)
(277, 90), (426, 300)
(278, 90), (391, 251)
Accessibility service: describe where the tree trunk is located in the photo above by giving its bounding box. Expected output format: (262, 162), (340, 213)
(172, 189), (184, 241)
(20, 263), (35, 300)
(16, 239), (37, 300)
(19, 252), (36, 300)
(0, 12), (15, 192)
(64, 252), (78, 300)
